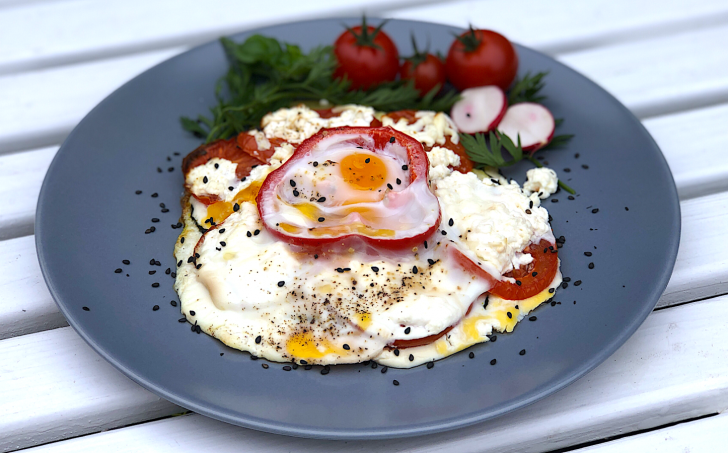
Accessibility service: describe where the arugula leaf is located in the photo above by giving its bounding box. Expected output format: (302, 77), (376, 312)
(182, 34), (461, 143)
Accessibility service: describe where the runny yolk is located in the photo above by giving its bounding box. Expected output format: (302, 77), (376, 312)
(206, 181), (262, 224)
(340, 153), (387, 190)
(286, 331), (336, 359)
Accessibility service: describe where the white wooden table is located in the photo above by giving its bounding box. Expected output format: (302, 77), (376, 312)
(2, 1), (728, 451)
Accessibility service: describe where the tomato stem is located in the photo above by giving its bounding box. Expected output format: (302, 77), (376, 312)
(455, 25), (482, 53)
(345, 15), (387, 50)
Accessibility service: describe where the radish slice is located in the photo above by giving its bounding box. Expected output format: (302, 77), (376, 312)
(496, 103), (555, 151)
(450, 86), (507, 134)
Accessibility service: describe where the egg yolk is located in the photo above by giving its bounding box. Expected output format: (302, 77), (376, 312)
(340, 153), (387, 190)
(286, 331), (336, 360)
(206, 181), (262, 224)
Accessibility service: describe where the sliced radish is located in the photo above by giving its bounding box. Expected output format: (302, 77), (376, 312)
(450, 86), (507, 134)
(496, 103), (555, 151)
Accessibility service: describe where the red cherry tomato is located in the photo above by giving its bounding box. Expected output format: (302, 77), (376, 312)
(333, 21), (399, 90)
(452, 239), (558, 300)
(445, 28), (518, 91)
(400, 53), (446, 96)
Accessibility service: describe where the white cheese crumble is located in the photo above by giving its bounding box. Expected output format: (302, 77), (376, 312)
(261, 105), (374, 144)
(523, 167), (558, 199)
(427, 146), (460, 182)
(381, 111), (459, 148)
(186, 158), (240, 200)
(434, 171), (552, 275)
(249, 130), (271, 150)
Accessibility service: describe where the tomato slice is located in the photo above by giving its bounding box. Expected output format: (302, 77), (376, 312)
(452, 239), (558, 300)
(391, 303), (475, 349)
(381, 110), (474, 173)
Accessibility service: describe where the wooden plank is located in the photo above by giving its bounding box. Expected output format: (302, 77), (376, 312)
(0, 49), (182, 154)
(0, 0), (430, 75)
(572, 412), (728, 452)
(0, 235), (66, 340)
(3, 18), (728, 155)
(391, 0), (728, 54)
(0, 328), (181, 453)
(0, 147), (56, 240)
(642, 103), (728, 200)
(12, 295), (728, 453)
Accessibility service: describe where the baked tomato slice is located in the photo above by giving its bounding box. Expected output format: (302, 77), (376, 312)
(391, 303), (475, 349)
(452, 239), (558, 300)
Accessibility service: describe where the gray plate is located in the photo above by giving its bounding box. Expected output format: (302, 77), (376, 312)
(36, 18), (680, 439)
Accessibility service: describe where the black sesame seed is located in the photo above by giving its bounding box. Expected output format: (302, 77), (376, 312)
(532, 271), (538, 277)
(371, 266), (379, 272)
(469, 352), (475, 359)
(526, 209), (532, 215)
(250, 355), (258, 360)
(387, 183), (393, 190)
(404, 327), (411, 334)
(262, 364), (269, 369)
(157, 167), (162, 173)
(625, 207), (629, 211)
(171, 272), (176, 278)
(507, 312), (512, 319)
(343, 344), (351, 350)
(151, 193), (158, 198)
(426, 361), (434, 369)
(277, 281), (285, 287)
(247, 231), (252, 237)
(313, 161), (318, 167)
(393, 349), (400, 356)
(393, 380), (399, 386)
(548, 288), (555, 293)
(428, 259), (436, 265)
(409, 354), (414, 362)
(563, 168), (571, 173)
(233, 203), (240, 212)
(562, 282), (569, 289)
(584, 251), (592, 256)
(220, 241), (226, 247)
(196, 264), (201, 269)
(289, 180), (296, 187)
(424, 241), (428, 249)
(180, 237), (185, 244)
(318, 217), (325, 222)
(371, 362), (378, 369)
(489, 335), (497, 342)
(568, 195), (575, 200)
(396, 178), (402, 185)
(168, 167), (174, 172)
(592, 208), (599, 214)
(293, 189), (300, 197)
(574, 280), (582, 286)
(529, 316), (537, 321)
(551, 199), (559, 203)
(189, 310), (195, 316)
(203, 176), (208, 184)
(165, 268), (171, 275)
(563, 277), (571, 282)
(82, 306), (90, 311)
(152, 305), (159, 311)
(320, 368), (329, 375)
(178, 317), (186, 323)
(588, 262), (595, 269)
(305, 365), (313, 370)
(228, 186), (234, 191)
(300, 360), (308, 365)
(402, 165), (408, 170)
(582, 164), (589, 169)
(441, 230), (447, 235)
(177, 260), (182, 267)
(135, 190), (142, 194)
(318, 197), (326, 203)
(389, 136), (395, 143)
(381, 366), (388, 374)
(156, 260), (162, 266)
(149, 270), (156, 275)
(519, 349), (526, 355)
(365, 158), (371, 163)
(114, 268), (122, 273)
(151, 283), (159, 288)
(253, 229), (260, 236)
(314, 254), (319, 259)
(255, 335), (262, 344)
(412, 266), (418, 274)
(151, 218), (159, 223)
(515, 280), (522, 286)
(214, 163), (219, 169)
(283, 366), (292, 371)
(170, 301), (178, 307)
(490, 359), (497, 365)
(161, 208), (169, 213)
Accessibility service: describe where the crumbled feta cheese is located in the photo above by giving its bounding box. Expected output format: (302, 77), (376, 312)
(382, 111), (459, 147)
(427, 146), (461, 182)
(523, 167), (558, 199)
(261, 105), (374, 144)
(435, 171), (552, 274)
(269, 143), (294, 165)
(186, 158), (239, 199)
(249, 130), (271, 150)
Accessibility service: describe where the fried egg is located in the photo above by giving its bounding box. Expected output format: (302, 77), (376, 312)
(174, 105), (561, 368)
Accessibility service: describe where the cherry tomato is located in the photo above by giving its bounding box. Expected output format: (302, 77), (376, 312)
(445, 28), (518, 91)
(400, 37), (446, 96)
(452, 239), (558, 300)
(333, 19), (399, 90)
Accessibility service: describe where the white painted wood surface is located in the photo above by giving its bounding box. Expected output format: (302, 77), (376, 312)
(2, 0), (728, 451)
(573, 412), (728, 452)
(14, 296), (728, 453)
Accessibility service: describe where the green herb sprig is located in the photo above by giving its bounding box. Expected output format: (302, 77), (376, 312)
(180, 34), (460, 143)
